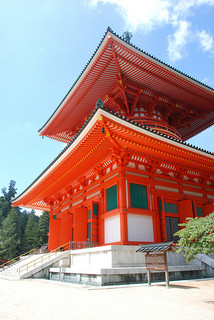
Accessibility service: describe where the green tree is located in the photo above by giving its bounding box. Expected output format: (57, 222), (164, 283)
(24, 211), (39, 251)
(20, 210), (29, 235)
(0, 208), (21, 260)
(19, 210), (29, 251)
(10, 208), (22, 255)
(0, 180), (18, 218)
(0, 196), (11, 218)
(0, 209), (3, 228)
(175, 212), (214, 262)
(38, 211), (49, 246)
(1, 180), (17, 203)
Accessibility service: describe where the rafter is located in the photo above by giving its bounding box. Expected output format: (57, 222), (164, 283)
(114, 44), (214, 104)
(98, 115), (120, 149)
(111, 43), (131, 115)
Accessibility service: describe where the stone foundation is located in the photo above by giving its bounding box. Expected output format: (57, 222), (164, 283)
(47, 245), (214, 286)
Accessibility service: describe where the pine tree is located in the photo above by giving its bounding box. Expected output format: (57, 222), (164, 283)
(9, 208), (22, 255)
(24, 211), (39, 251)
(0, 209), (3, 228)
(19, 210), (29, 251)
(0, 180), (18, 218)
(38, 211), (49, 246)
(1, 180), (17, 203)
(0, 208), (21, 260)
(0, 197), (11, 218)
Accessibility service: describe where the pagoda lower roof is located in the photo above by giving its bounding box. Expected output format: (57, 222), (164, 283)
(39, 28), (214, 143)
(13, 106), (214, 211)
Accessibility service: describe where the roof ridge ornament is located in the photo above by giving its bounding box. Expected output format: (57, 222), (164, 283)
(122, 31), (132, 44)
(96, 98), (105, 109)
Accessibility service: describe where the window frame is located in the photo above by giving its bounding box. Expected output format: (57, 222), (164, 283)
(128, 181), (149, 210)
(105, 183), (118, 212)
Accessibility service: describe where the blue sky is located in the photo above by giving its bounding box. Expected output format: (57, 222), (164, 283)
(0, 0), (214, 201)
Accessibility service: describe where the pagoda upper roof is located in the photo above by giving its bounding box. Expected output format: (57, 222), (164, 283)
(39, 28), (214, 143)
(13, 105), (214, 211)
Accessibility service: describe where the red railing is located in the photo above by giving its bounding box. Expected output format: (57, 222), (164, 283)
(52, 241), (98, 252)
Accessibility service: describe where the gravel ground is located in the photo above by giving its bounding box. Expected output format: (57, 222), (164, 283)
(0, 278), (214, 320)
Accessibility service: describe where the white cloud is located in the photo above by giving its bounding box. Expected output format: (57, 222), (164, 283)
(90, 0), (214, 61)
(197, 30), (214, 52)
(91, 0), (171, 32)
(167, 21), (191, 61)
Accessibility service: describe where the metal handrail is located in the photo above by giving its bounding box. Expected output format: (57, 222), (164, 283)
(50, 242), (70, 253)
(16, 241), (98, 275)
(0, 248), (37, 270)
(17, 241), (71, 275)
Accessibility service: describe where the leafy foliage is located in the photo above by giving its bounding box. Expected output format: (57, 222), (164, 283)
(175, 212), (214, 262)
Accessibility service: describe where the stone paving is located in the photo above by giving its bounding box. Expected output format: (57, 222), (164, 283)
(0, 278), (214, 320)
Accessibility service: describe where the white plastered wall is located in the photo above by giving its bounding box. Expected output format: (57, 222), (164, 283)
(104, 215), (121, 244)
(128, 214), (154, 242)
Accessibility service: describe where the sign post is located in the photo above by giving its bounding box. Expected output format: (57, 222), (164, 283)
(145, 252), (169, 287)
(137, 242), (174, 287)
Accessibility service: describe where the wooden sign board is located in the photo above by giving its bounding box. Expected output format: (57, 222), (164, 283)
(145, 252), (167, 271)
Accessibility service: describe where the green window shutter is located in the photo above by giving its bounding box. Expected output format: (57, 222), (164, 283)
(164, 203), (177, 213)
(130, 183), (148, 209)
(93, 203), (98, 216)
(159, 198), (163, 211)
(106, 185), (117, 212)
(53, 214), (57, 220)
(196, 207), (203, 217)
(88, 210), (91, 219)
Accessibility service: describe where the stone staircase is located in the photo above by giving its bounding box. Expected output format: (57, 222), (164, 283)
(0, 250), (71, 280)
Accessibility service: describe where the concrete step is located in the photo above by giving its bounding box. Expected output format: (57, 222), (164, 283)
(19, 251), (71, 279)
(0, 251), (71, 280)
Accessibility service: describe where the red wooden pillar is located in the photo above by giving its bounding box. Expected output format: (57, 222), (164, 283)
(60, 212), (73, 245)
(99, 217), (105, 246)
(98, 187), (105, 245)
(118, 168), (128, 245)
(151, 188), (161, 243)
(73, 207), (88, 241)
(48, 212), (61, 251)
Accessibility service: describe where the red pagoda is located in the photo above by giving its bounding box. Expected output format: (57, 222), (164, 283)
(13, 28), (214, 251)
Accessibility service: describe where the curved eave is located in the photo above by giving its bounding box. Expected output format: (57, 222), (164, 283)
(13, 107), (214, 211)
(38, 28), (112, 136)
(39, 28), (214, 143)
